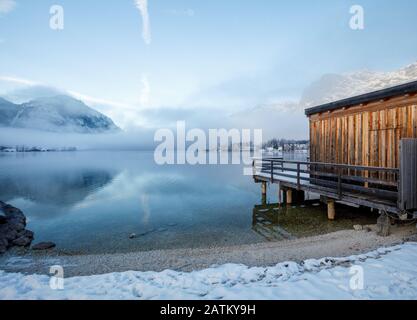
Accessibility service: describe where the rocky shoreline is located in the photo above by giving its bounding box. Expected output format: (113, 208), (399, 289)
(0, 201), (34, 254)
(0, 201), (55, 254)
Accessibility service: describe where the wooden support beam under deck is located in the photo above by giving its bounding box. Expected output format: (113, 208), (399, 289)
(286, 189), (293, 205)
(261, 182), (267, 196)
(327, 199), (336, 220)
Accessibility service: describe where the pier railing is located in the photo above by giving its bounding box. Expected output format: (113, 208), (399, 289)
(253, 158), (400, 202)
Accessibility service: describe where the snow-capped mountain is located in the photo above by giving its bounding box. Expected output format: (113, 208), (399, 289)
(4, 86), (64, 104)
(239, 61), (417, 115)
(0, 95), (120, 134)
(230, 61), (417, 139)
(0, 97), (18, 126)
(301, 62), (417, 107)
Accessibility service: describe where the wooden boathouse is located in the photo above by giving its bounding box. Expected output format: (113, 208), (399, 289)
(253, 80), (417, 219)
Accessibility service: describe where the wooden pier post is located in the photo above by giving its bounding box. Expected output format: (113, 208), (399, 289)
(261, 182), (267, 205)
(261, 182), (267, 196)
(278, 183), (282, 205)
(327, 199), (336, 220)
(281, 187), (287, 204)
(262, 194), (267, 206)
(286, 189), (293, 205)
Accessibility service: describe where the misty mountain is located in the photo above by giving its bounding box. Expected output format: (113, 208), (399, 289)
(0, 97), (18, 126)
(301, 61), (417, 107)
(0, 95), (120, 134)
(4, 85), (64, 104)
(230, 61), (417, 139)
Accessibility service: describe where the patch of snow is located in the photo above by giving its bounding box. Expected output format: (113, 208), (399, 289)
(1, 243), (417, 300)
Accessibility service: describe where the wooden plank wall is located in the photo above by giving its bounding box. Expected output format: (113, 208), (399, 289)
(400, 139), (417, 210)
(309, 102), (417, 171)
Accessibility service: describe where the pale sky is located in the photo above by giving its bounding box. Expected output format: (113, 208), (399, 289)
(1, 0), (417, 133)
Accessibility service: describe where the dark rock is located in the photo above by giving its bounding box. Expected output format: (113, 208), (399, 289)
(8, 221), (25, 232)
(32, 242), (56, 251)
(0, 238), (8, 249)
(129, 233), (137, 239)
(0, 201), (32, 254)
(4, 229), (18, 241)
(11, 220), (27, 229)
(9, 213), (25, 221)
(12, 236), (32, 247)
(8, 215), (26, 225)
(3, 205), (23, 216)
(0, 225), (8, 236)
(17, 229), (34, 241)
(22, 230), (34, 240)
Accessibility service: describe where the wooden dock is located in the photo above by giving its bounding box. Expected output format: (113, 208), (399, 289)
(254, 81), (417, 219)
(252, 157), (403, 218)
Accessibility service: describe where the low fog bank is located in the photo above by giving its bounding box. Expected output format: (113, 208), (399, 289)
(0, 107), (309, 151)
(0, 127), (157, 150)
(137, 106), (309, 141)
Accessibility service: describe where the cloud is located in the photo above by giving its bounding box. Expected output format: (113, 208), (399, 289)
(134, 0), (151, 45)
(68, 90), (135, 111)
(0, 75), (39, 86)
(0, 0), (16, 14)
(168, 8), (195, 17)
(0, 126), (158, 150)
(0, 75), (143, 129)
(0, 75), (134, 109)
(4, 86), (64, 103)
(139, 75), (150, 106)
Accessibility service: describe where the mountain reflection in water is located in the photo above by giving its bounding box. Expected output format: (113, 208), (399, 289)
(0, 151), (378, 254)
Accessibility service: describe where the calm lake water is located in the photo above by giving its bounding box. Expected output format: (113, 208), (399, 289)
(0, 151), (377, 254)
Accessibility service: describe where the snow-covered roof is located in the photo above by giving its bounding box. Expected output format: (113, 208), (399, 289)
(305, 79), (417, 116)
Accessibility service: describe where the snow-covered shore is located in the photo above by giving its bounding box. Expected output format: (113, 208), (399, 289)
(1, 242), (417, 300)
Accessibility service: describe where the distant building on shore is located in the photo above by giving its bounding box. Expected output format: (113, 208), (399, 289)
(0, 146), (78, 153)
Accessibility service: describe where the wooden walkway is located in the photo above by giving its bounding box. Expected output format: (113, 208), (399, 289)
(253, 158), (400, 214)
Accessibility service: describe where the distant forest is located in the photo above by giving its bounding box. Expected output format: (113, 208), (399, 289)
(262, 138), (309, 149)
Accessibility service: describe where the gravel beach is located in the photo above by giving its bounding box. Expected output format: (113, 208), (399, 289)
(1, 224), (416, 277)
